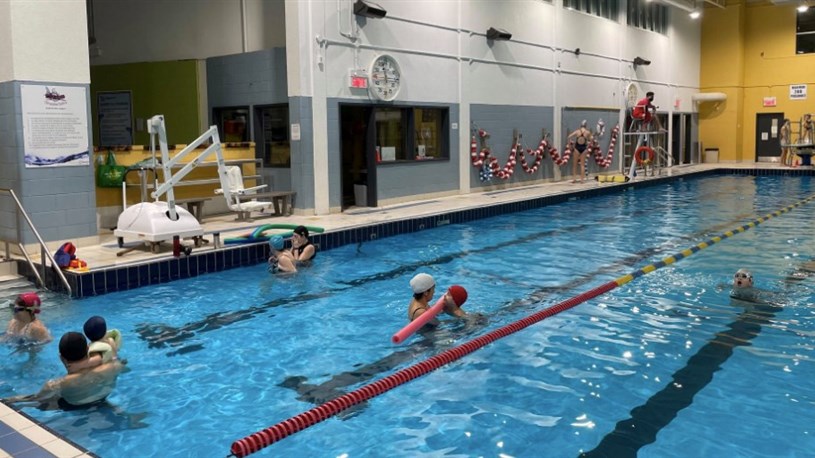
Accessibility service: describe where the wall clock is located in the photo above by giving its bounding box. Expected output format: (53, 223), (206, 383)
(369, 54), (401, 101)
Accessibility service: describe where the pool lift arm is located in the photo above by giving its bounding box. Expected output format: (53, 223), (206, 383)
(113, 115), (228, 245)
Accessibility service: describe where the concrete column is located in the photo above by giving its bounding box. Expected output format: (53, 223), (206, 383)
(0, 0), (95, 244)
(285, 0), (329, 215)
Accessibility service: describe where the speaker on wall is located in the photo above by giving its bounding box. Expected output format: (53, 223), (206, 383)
(354, 0), (387, 19)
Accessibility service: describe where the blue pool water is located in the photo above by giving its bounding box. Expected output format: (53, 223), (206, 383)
(2, 175), (815, 457)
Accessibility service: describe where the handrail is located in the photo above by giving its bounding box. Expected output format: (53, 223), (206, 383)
(0, 188), (72, 295)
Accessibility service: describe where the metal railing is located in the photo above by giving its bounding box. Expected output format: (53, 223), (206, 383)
(0, 188), (72, 295)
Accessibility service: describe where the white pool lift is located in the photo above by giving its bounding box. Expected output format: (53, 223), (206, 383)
(114, 115), (227, 249)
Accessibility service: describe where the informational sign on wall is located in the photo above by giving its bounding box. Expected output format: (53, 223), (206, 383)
(97, 91), (133, 146)
(21, 84), (89, 168)
(790, 84), (807, 100)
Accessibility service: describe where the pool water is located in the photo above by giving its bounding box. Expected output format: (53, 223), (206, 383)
(2, 175), (815, 457)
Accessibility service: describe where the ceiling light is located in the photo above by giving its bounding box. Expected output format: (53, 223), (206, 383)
(689, 10), (701, 19)
(798, 4), (810, 13)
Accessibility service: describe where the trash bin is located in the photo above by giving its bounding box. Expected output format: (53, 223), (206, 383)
(703, 148), (719, 163)
(354, 184), (367, 207)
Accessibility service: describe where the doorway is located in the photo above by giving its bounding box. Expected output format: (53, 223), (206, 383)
(671, 113), (693, 165)
(340, 105), (376, 210)
(756, 113), (785, 162)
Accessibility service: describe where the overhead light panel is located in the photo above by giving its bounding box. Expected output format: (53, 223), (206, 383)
(353, 0), (387, 19)
(486, 27), (512, 41)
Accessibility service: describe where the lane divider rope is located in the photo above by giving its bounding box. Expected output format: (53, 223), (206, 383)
(229, 194), (815, 457)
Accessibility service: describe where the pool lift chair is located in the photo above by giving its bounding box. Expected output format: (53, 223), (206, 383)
(214, 165), (275, 219)
(114, 115), (227, 253)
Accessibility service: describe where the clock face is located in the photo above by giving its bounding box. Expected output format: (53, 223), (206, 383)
(369, 55), (401, 101)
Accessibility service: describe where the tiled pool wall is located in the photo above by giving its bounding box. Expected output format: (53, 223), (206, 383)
(22, 168), (814, 298)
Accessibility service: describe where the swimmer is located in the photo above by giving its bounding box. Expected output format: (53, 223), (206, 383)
(729, 269), (782, 306)
(3, 292), (52, 344)
(407, 273), (466, 329)
(567, 121), (594, 183)
(66, 316), (123, 372)
(3, 332), (126, 408)
(269, 226), (316, 273)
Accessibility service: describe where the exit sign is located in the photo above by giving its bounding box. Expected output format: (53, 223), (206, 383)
(763, 97), (777, 107)
(349, 69), (368, 89)
(350, 76), (368, 88)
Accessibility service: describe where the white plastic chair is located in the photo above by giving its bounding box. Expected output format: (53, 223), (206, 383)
(215, 166), (272, 216)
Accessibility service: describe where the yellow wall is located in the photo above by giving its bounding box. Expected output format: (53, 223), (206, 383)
(94, 144), (258, 207)
(700, 2), (815, 161)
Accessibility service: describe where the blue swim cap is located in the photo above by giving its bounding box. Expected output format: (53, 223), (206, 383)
(270, 236), (284, 250)
(83, 316), (107, 342)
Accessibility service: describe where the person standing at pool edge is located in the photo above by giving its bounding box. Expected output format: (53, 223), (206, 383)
(407, 273), (466, 328)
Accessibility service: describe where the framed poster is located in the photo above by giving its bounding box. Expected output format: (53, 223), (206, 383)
(98, 91), (133, 146)
(21, 84), (89, 167)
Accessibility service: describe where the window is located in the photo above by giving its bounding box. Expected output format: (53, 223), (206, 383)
(797, 9), (815, 54)
(627, 0), (668, 34)
(413, 108), (444, 160)
(257, 105), (290, 167)
(563, 0), (618, 21)
(213, 107), (250, 142)
(375, 108), (404, 161)
(375, 106), (449, 162)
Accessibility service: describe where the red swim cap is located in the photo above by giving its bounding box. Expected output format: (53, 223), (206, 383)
(448, 285), (468, 307)
(16, 292), (41, 313)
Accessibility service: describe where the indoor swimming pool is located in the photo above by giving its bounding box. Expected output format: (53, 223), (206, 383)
(2, 174), (815, 457)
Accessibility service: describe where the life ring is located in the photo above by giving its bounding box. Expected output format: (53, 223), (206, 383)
(634, 146), (654, 165)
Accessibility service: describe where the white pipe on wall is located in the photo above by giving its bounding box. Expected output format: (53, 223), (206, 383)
(692, 92), (727, 102)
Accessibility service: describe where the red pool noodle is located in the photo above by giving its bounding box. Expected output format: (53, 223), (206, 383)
(391, 286), (467, 344)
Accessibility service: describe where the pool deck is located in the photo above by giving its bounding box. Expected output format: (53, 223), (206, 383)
(0, 161), (798, 457)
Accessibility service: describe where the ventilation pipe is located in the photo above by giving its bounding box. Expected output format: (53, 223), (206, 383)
(692, 92), (727, 103)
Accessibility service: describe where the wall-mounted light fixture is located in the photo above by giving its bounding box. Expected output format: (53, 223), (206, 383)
(633, 56), (651, 67)
(689, 1), (701, 19)
(486, 27), (512, 41)
(354, 0), (387, 19)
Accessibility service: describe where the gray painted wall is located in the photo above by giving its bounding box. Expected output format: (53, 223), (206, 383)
(206, 48), (292, 193)
(326, 99), (460, 209)
(0, 81), (96, 244)
(561, 108), (622, 175)
(470, 104), (555, 190)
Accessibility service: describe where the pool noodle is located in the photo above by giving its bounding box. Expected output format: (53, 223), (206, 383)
(392, 295), (447, 344)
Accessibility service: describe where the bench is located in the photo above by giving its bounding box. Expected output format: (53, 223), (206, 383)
(234, 191), (296, 221)
(161, 197), (212, 222)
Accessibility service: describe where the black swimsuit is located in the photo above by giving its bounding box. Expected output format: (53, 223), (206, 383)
(292, 241), (315, 261)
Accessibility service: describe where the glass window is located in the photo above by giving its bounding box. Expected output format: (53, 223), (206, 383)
(413, 108), (444, 160)
(563, 0), (618, 21)
(258, 105), (290, 167)
(213, 107), (250, 143)
(375, 108), (405, 161)
(371, 106), (449, 163)
(797, 9), (815, 54)
(627, 0), (668, 34)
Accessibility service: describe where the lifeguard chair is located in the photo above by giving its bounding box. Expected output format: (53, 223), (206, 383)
(623, 83), (670, 179)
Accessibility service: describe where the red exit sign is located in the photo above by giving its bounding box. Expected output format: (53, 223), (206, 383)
(350, 76), (368, 88)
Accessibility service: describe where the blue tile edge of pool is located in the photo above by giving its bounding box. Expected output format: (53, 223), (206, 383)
(21, 167), (814, 299)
